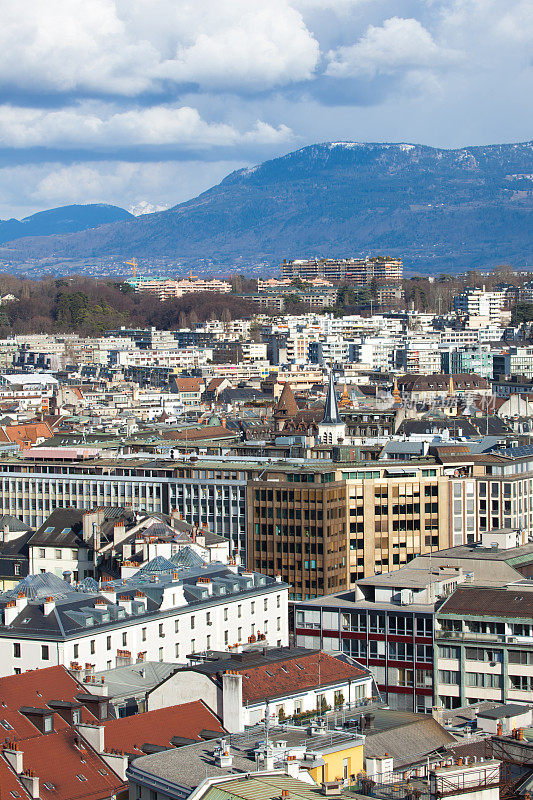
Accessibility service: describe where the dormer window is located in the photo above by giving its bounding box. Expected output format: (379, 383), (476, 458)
(43, 715), (53, 732)
(73, 709), (81, 724)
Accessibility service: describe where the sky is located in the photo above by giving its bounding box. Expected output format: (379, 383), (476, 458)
(0, 0), (531, 219)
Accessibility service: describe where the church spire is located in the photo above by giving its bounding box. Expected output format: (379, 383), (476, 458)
(322, 370), (342, 424)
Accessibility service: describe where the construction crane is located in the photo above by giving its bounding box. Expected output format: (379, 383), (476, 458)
(125, 258), (138, 279)
(187, 270), (198, 280)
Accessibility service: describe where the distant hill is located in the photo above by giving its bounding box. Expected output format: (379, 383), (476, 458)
(2, 142), (532, 272)
(0, 203), (133, 244)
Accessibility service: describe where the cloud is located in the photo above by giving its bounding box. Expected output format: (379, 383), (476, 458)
(326, 16), (459, 78)
(0, 103), (293, 149)
(0, 0), (319, 96)
(0, 159), (248, 219)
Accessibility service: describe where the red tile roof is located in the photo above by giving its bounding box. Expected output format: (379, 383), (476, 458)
(0, 667), (125, 800)
(0, 666), (96, 737)
(103, 700), (224, 755)
(237, 652), (368, 703)
(15, 729), (126, 800)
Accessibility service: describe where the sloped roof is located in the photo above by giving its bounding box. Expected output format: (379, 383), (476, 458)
(137, 555), (176, 575)
(274, 382), (299, 417)
(103, 700), (224, 755)
(439, 586), (533, 618)
(171, 547), (206, 569)
(236, 651), (368, 703)
(321, 371), (342, 425)
(5, 572), (77, 600)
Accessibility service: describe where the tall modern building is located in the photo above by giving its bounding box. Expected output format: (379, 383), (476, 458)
(281, 257), (403, 285)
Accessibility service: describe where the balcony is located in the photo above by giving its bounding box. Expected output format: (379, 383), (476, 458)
(436, 630), (508, 643)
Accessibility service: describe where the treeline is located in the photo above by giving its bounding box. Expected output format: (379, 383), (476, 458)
(0, 275), (256, 337)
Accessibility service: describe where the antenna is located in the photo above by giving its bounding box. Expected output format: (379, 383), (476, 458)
(265, 699), (270, 746)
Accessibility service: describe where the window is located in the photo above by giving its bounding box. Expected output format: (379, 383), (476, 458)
(224, 607), (228, 621)
(224, 630), (229, 645)
(159, 647), (163, 661)
(74, 644), (79, 659)
(238, 605), (242, 618)
(190, 616), (195, 630)
(439, 670), (460, 685)
(55, 549), (62, 559)
(264, 598), (268, 611)
(122, 632), (127, 647)
(39, 548), (46, 558)
(238, 627), (242, 640)
(13, 643), (20, 658)
(14, 564), (20, 576)
(159, 623), (164, 637)
(142, 627), (147, 641)
(277, 595), (281, 608)
(90, 640), (95, 655)
(251, 601), (255, 614)
(44, 715), (53, 733)
(277, 617), (281, 631)
(107, 636), (111, 650)
(41, 645), (49, 661)
(175, 620), (179, 633)
(175, 643), (179, 658)
(206, 635), (211, 649)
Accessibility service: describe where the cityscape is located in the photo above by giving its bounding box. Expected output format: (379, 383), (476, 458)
(0, 2), (532, 800)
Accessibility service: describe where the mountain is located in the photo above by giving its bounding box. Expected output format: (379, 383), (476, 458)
(2, 142), (532, 273)
(0, 203), (133, 245)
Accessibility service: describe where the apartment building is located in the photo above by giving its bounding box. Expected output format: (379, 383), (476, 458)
(493, 346), (533, 380)
(131, 278), (231, 299)
(0, 558), (289, 677)
(247, 461), (451, 600)
(440, 347), (496, 379)
(454, 288), (505, 323)
(281, 257), (403, 285)
(294, 563), (465, 712)
(436, 582), (533, 709)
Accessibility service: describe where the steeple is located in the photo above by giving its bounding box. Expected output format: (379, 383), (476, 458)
(322, 371), (342, 424)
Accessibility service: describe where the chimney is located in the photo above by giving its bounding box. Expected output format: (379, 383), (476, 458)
(62, 571), (72, 585)
(20, 771), (39, 799)
(43, 596), (55, 615)
(118, 595), (132, 615)
(16, 592), (28, 613)
(113, 521), (127, 545)
(100, 586), (116, 604)
(197, 577), (213, 595)
(3, 600), (18, 626)
(222, 671), (244, 733)
(215, 739), (233, 767)
(76, 721), (105, 753)
(3, 743), (23, 773)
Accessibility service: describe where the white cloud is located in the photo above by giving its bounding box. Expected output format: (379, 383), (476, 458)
(0, 0), (319, 96)
(326, 16), (459, 78)
(0, 159), (248, 219)
(0, 103), (293, 149)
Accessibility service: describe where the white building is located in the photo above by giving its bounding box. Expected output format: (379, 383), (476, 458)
(0, 557), (289, 677)
(147, 647), (372, 732)
(454, 287), (505, 323)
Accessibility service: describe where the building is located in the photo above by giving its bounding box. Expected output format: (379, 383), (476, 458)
(493, 346), (533, 380)
(127, 725), (365, 800)
(317, 372), (346, 445)
(0, 515), (33, 590)
(440, 347), (496, 379)
(436, 581), (533, 708)
(294, 563), (465, 712)
(247, 459), (451, 600)
(0, 556), (289, 677)
(281, 257), (403, 285)
(454, 288), (505, 323)
(131, 278), (231, 300)
(146, 646), (373, 731)
(0, 665), (128, 800)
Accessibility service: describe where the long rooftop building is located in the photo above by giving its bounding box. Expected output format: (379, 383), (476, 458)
(1, 446), (533, 598)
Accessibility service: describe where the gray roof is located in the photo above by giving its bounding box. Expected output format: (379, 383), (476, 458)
(0, 515), (32, 534)
(92, 661), (178, 702)
(360, 711), (457, 767)
(171, 547), (206, 569)
(477, 704), (532, 720)
(128, 725), (362, 796)
(5, 572), (77, 600)
(322, 371), (342, 425)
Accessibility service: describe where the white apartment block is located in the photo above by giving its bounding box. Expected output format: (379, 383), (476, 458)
(0, 557), (289, 677)
(454, 288), (505, 323)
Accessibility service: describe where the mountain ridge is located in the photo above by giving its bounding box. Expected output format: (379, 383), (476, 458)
(2, 140), (532, 273)
(0, 203), (133, 245)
